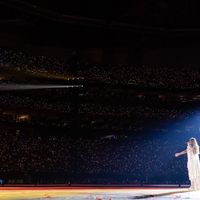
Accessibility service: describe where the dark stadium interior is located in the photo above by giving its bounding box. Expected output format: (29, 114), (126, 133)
(0, 0), (200, 186)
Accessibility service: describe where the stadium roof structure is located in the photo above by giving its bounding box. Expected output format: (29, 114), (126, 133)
(0, 1), (200, 32)
(1, 0), (200, 47)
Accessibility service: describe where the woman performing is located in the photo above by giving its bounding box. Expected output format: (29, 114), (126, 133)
(175, 137), (200, 190)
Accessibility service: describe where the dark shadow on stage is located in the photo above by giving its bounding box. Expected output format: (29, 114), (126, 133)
(132, 189), (189, 199)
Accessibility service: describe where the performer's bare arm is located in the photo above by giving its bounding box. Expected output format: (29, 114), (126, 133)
(175, 150), (187, 157)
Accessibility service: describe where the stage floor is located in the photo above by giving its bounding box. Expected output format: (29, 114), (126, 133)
(0, 186), (198, 200)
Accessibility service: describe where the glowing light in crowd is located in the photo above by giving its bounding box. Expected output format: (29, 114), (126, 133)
(16, 114), (30, 122)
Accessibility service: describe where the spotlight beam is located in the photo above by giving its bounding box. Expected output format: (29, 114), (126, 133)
(0, 84), (83, 91)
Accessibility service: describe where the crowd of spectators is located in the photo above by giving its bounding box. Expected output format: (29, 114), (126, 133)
(0, 127), (192, 184)
(0, 94), (72, 114)
(0, 48), (66, 75)
(82, 64), (200, 89)
(0, 47), (200, 89)
(0, 91), (193, 131)
(0, 47), (199, 185)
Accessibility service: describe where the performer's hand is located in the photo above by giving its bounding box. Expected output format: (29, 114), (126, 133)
(175, 153), (179, 157)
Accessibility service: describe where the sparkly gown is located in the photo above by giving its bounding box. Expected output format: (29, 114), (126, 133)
(187, 144), (200, 190)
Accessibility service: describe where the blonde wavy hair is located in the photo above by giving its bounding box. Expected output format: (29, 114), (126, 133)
(189, 137), (200, 155)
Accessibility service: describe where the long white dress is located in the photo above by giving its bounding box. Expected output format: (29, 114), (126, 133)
(187, 144), (200, 190)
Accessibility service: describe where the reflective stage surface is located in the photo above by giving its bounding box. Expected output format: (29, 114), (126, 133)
(0, 186), (197, 200)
